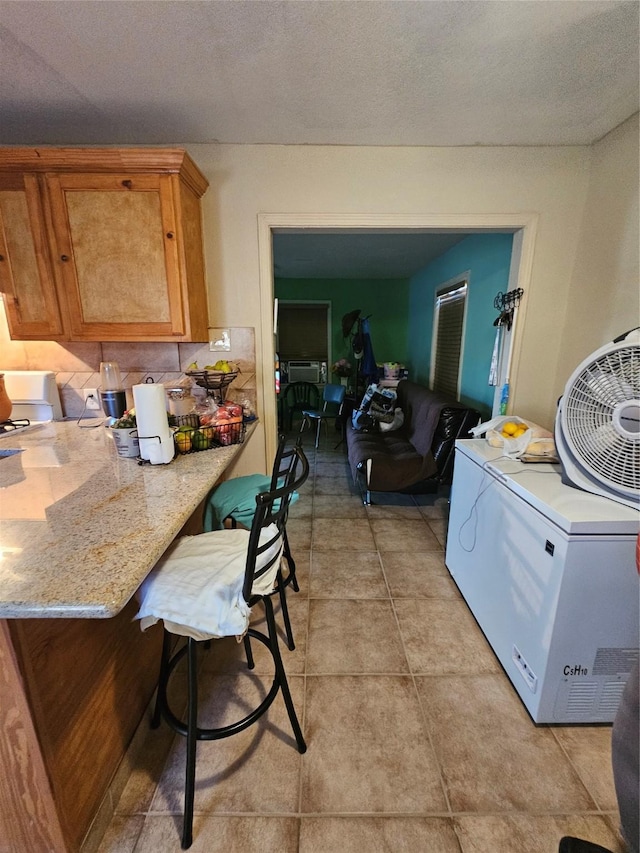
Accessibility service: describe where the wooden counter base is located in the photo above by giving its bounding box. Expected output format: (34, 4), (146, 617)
(1, 606), (163, 852)
(0, 422), (259, 849)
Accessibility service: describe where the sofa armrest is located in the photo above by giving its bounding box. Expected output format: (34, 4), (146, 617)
(432, 405), (480, 483)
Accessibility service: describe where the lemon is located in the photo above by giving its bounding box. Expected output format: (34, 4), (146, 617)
(174, 431), (192, 453)
(502, 421), (518, 436)
(513, 427), (527, 437)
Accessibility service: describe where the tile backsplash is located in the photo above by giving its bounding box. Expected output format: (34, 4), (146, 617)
(0, 306), (256, 419)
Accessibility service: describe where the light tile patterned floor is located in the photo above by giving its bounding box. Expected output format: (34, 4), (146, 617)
(97, 430), (626, 853)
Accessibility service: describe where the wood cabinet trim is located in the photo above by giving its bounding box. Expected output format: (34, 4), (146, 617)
(0, 212), (15, 295)
(0, 148), (209, 197)
(159, 174), (187, 336)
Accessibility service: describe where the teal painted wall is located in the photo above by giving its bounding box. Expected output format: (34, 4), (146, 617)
(275, 278), (410, 369)
(275, 233), (512, 413)
(407, 233), (514, 417)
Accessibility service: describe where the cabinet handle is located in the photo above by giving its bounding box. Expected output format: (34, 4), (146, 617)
(122, 180), (133, 188)
(166, 232), (174, 239)
(60, 254), (69, 262)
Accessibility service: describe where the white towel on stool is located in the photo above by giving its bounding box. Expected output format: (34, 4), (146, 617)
(135, 525), (283, 641)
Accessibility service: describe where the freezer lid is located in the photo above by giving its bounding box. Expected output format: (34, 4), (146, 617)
(455, 440), (639, 535)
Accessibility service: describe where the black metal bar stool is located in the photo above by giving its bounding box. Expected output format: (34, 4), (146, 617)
(136, 444), (309, 849)
(202, 434), (304, 650)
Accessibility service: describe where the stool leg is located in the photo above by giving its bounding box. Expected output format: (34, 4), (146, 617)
(182, 638), (198, 849)
(279, 529), (299, 650)
(264, 597), (306, 753)
(277, 568), (295, 651)
(151, 629), (172, 729)
(283, 529), (299, 592)
(243, 633), (255, 670)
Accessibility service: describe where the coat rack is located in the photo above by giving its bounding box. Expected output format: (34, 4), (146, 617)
(491, 288), (524, 414)
(493, 288), (524, 329)
(342, 309), (377, 403)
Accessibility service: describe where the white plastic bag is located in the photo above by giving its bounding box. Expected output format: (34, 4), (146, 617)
(470, 415), (551, 459)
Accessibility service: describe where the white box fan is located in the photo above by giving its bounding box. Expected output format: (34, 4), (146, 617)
(555, 328), (640, 509)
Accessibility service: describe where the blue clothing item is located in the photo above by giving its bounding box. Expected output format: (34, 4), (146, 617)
(361, 317), (378, 383)
(204, 474), (299, 532)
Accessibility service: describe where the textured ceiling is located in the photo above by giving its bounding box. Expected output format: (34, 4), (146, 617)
(1, 0), (637, 278)
(273, 231), (469, 279)
(0, 0), (638, 148)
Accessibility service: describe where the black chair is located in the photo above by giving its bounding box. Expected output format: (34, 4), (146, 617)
(138, 444), (309, 849)
(202, 434), (303, 650)
(282, 381), (320, 431)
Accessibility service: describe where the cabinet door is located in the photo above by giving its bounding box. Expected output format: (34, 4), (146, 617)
(0, 175), (65, 339)
(46, 173), (188, 341)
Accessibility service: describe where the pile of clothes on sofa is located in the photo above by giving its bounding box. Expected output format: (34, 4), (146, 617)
(351, 383), (404, 433)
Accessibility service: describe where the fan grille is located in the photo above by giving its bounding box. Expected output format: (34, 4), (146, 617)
(562, 345), (640, 494)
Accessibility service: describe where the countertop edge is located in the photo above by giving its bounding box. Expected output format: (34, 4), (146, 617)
(0, 421), (258, 619)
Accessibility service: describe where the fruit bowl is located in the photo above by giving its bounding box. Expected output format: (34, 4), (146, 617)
(185, 370), (239, 402)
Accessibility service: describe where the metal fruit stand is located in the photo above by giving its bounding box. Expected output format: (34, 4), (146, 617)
(185, 369), (239, 403)
(172, 370), (244, 453)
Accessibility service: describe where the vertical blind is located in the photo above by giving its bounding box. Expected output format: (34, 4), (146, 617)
(432, 282), (467, 399)
(277, 303), (328, 360)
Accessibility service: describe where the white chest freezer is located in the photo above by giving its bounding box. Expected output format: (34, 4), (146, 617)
(445, 439), (639, 724)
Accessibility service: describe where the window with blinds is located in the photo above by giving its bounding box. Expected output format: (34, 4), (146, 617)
(431, 280), (467, 399)
(277, 302), (329, 361)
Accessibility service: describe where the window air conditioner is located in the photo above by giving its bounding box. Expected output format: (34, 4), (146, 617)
(288, 361), (321, 383)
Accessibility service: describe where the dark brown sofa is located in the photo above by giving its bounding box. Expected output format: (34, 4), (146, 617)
(346, 380), (480, 505)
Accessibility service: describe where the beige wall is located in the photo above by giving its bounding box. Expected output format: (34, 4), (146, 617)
(190, 141), (597, 441)
(559, 113), (640, 377)
(2, 119), (637, 474)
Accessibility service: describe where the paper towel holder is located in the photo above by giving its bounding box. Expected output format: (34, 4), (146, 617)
(135, 434), (171, 465)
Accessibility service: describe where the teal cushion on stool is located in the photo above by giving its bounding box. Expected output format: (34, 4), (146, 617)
(204, 474), (299, 532)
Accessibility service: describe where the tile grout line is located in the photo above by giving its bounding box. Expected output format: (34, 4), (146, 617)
(104, 433), (624, 850)
(382, 541), (456, 819)
(549, 725), (612, 814)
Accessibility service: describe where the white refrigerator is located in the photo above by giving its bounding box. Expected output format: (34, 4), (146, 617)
(445, 440), (639, 724)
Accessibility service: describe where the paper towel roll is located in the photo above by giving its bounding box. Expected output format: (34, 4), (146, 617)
(132, 384), (174, 464)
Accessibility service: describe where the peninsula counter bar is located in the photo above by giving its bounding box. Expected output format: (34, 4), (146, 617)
(0, 419), (257, 852)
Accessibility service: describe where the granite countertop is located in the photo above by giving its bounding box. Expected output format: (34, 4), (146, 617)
(0, 419), (256, 618)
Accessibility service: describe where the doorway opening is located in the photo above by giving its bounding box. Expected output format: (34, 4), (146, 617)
(258, 214), (538, 459)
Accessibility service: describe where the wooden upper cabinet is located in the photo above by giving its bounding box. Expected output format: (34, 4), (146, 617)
(46, 172), (188, 340)
(0, 174), (66, 338)
(0, 148), (210, 342)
